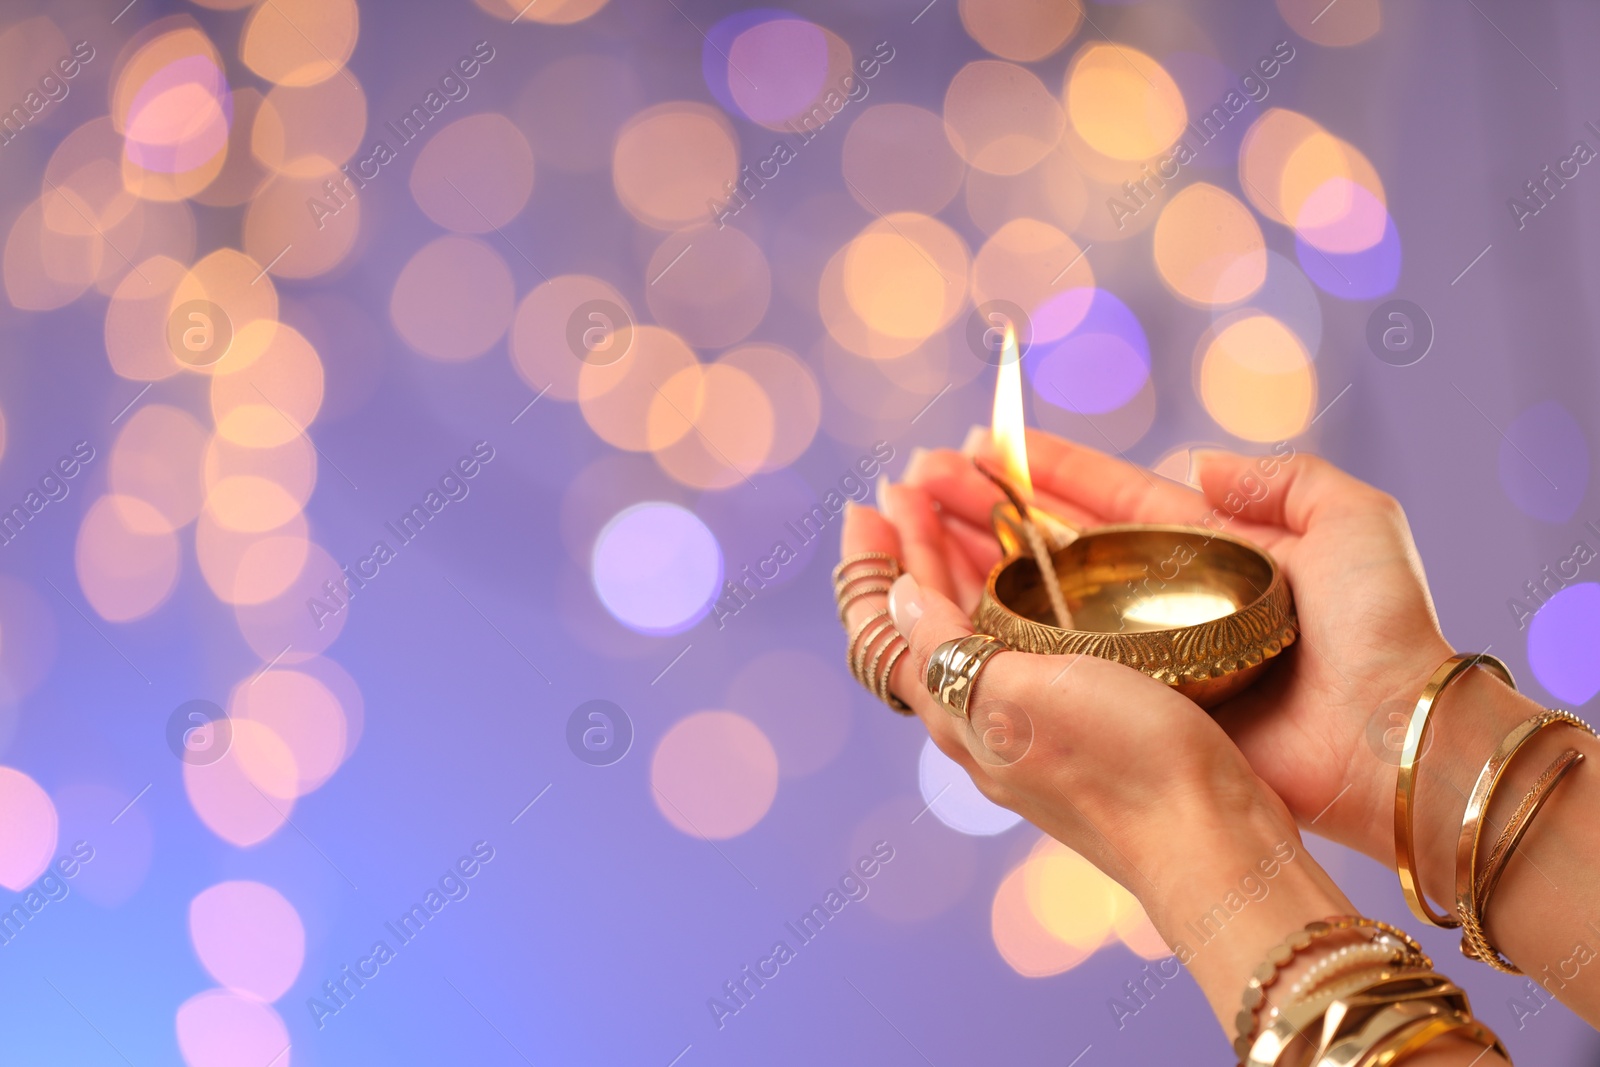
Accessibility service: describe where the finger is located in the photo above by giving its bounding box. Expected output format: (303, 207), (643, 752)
(882, 483), (958, 603)
(1192, 447), (1391, 535)
(884, 573), (983, 758)
(940, 513), (996, 612)
(837, 502), (903, 637)
(909, 448), (1101, 529)
(966, 427), (1209, 525)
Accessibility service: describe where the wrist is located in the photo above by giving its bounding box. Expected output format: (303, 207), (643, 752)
(1346, 635), (1454, 844)
(1137, 788), (1354, 1028)
(1139, 786), (1309, 925)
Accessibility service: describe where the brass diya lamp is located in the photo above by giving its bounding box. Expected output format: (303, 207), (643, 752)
(970, 328), (1296, 709)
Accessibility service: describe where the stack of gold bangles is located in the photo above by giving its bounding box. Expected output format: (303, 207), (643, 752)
(833, 552), (911, 713)
(1394, 652), (1593, 974)
(1235, 915), (1508, 1066)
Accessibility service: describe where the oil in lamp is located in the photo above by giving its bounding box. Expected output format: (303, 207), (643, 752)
(968, 327), (1297, 709)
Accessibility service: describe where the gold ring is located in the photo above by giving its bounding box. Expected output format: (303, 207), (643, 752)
(843, 608), (912, 713)
(925, 634), (1009, 719)
(850, 613), (897, 684)
(876, 641), (911, 713)
(834, 567), (899, 597)
(832, 552), (899, 585)
(836, 582), (893, 623)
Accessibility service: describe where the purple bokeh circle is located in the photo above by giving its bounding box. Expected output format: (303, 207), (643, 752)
(124, 55), (233, 174)
(592, 502), (724, 636)
(1026, 288), (1150, 415)
(724, 18), (829, 127)
(1528, 583), (1600, 706)
(1296, 209), (1400, 300)
(702, 8), (808, 120)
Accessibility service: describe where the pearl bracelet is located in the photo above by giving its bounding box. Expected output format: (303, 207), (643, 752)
(1283, 934), (1410, 1004)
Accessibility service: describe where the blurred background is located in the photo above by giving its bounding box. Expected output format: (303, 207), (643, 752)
(0, 0), (1597, 1062)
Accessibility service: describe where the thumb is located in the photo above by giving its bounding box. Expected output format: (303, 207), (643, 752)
(887, 574), (992, 749)
(888, 572), (974, 674)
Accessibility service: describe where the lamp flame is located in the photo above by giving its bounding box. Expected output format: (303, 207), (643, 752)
(991, 324), (1032, 500)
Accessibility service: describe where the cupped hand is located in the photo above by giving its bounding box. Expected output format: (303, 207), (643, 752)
(837, 501), (1302, 913)
(892, 429), (1453, 867)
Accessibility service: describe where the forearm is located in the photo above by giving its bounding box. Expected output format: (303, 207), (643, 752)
(1137, 788), (1352, 1031)
(1408, 668), (1600, 1025)
(1138, 786), (1512, 1064)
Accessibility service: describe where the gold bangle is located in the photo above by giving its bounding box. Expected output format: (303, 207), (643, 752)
(1456, 710), (1595, 973)
(1477, 748), (1585, 909)
(1251, 962), (1509, 1067)
(1318, 1000), (1455, 1067)
(1394, 652), (1516, 928)
(1233, 917), (1429, 1061)
(1317, 1001), (1504, 1067)
(1246, 967), (1453, 1067)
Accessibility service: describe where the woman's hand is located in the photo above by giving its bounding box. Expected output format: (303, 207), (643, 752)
(838, 501), (1351, 1027)
(893, 429), (1454, 870)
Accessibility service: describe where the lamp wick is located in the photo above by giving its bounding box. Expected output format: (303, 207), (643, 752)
(971, 458), (1074, 631)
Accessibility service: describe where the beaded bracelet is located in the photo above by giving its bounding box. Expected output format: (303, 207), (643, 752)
(1283, 934), (1408, 1004)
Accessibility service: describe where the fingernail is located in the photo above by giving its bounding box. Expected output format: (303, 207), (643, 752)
(889, 573), (923, 634)
(875, 474), (891, 513)
(960, 425), (989, 456)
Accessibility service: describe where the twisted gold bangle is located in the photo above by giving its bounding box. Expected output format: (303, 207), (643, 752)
(1477, 748), (1584, 910)
(1456, 710), (1594, 973)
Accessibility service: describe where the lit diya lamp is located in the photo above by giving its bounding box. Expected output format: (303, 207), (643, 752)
(968, 327), (1297, 708)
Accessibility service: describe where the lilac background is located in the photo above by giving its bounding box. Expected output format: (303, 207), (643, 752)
(0, 0), (1598, 1063)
